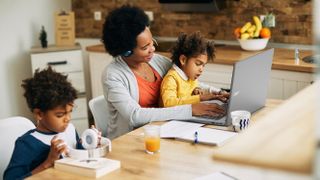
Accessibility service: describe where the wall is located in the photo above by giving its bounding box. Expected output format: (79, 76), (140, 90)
(0, 0), (71, 119)
(72, 0), (312, 44)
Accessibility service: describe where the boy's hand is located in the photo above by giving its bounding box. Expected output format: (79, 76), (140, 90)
(46, 136), (68, 164)
(31, 135), (68, 175)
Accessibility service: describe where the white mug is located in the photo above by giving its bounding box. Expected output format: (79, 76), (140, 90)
(231, 110), (251, 132)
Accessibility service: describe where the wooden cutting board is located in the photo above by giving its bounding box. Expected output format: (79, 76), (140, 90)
(213, 81), (318, 173)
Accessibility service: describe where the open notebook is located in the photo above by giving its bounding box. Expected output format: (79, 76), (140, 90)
(160, 121), (237, 146)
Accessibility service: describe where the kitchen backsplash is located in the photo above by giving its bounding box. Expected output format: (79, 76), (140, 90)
(72, 0), (312, 44)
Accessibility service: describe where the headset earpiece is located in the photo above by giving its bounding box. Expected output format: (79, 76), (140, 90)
(122, 50), (132, 57)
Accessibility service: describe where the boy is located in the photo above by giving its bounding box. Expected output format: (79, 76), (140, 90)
(4, 67), (83, 179)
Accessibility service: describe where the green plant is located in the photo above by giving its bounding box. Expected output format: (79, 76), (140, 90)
(39, 26), (48, 48)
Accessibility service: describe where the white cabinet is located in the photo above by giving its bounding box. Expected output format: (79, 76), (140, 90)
(199, 63), (313, 100)
(198, 64), (233, 89)
(31, 45), (89, 134)
(89, 52), (113, 98)
(268, 70), (313, 99)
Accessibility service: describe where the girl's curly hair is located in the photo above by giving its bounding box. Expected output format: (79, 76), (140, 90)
(171, 31), (215, 67)
(21, 66), (77, 112)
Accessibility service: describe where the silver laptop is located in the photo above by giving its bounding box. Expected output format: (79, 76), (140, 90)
(188, 48), (274, 126)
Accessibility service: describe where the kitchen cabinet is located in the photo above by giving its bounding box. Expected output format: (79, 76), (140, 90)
(198, 63), (233, 89)
(268, 70), (313, 99)
(199, 63), (313, 99)
(30, 45), (89, 134)
(89, 52), (113, 98)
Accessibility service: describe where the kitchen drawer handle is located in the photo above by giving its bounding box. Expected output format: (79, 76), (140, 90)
(47, 61), (67, 66)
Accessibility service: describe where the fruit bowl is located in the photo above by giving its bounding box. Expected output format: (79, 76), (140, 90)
(237, 38), (269, 51)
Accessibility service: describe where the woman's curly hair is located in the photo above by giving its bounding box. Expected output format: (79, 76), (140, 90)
(21, 66), (77, 112)
(171, 31), (215, 67)
(102, 5), (150, 57)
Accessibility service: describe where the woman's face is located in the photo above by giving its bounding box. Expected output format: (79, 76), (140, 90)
(180, 54), (208, 81)
(35, 103), (74, 133)
(128, 27), (155, 63)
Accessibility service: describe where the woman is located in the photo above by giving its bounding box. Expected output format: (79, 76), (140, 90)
(101, 5), (225, 139)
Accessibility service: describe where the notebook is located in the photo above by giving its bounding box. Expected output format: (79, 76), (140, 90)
(161, 121), (237, 146)
(187, 48), (274, 126)
(55, 157), (120, 178)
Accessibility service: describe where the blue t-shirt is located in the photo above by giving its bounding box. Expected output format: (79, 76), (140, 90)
(3, 123), (82, 180)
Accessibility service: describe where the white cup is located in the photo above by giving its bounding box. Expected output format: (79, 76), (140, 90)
(231, 110), (251, 132)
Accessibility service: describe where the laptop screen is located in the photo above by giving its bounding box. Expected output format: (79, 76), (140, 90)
(188, 48), (274, 126)
(226, 48), (274, 125)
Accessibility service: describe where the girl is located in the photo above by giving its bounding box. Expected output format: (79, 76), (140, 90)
(160, 32), (229, 108)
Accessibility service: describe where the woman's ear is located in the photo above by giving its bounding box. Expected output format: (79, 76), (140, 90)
(33, 108), (43, 122)
(179, 55), (187, 66)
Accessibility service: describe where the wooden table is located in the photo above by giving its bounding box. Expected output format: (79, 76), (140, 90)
(28, 99), (312, 180)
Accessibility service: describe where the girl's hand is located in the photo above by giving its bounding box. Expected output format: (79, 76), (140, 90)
(216, 90), (230, 99)
(192, 87), (209, 95)
(200, 91), (230, 102)
(191, 103), (225, 117)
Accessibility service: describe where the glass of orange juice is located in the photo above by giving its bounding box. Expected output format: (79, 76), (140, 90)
(143, 125), (160, 154)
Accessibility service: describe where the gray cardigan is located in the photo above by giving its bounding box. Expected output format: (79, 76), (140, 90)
(101, 54), (192, 139)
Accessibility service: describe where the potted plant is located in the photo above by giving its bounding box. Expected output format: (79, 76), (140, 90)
(39, 26), (48, 48)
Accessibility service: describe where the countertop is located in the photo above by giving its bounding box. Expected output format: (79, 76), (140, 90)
(86, 44), (316, 73)
(31, 43), (81, 54)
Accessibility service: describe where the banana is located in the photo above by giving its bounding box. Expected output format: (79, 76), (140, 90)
(240, 22), (252, 33)
(248, 31), (254, 38)
(240, 33), (250, 40)
(253, 16), (262, 37)
(247, 25), (256, 33)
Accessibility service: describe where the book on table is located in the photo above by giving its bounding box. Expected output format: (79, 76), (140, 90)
(160, 121), (237, 146)
(54, 157), (120, 178)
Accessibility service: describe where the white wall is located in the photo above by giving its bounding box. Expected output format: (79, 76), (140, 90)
(0, 0), (71, 119)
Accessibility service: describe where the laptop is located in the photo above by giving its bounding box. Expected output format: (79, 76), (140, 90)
(188, 48), (274, 126)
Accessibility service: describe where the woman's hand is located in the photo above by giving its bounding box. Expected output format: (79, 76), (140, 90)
(191, 103), (225, 117)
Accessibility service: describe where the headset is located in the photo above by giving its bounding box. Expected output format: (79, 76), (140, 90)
(121, 38), (158, 57)
(122, 50), (133, 57)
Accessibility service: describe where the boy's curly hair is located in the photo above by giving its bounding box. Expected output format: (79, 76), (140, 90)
(102, 5), (149, 57)
(171, 31), (215, 68)
(21, 67), (77, 112)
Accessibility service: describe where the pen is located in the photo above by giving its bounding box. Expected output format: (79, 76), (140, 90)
(194, 131), (198, 144)
(220, 171), (238, 180)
